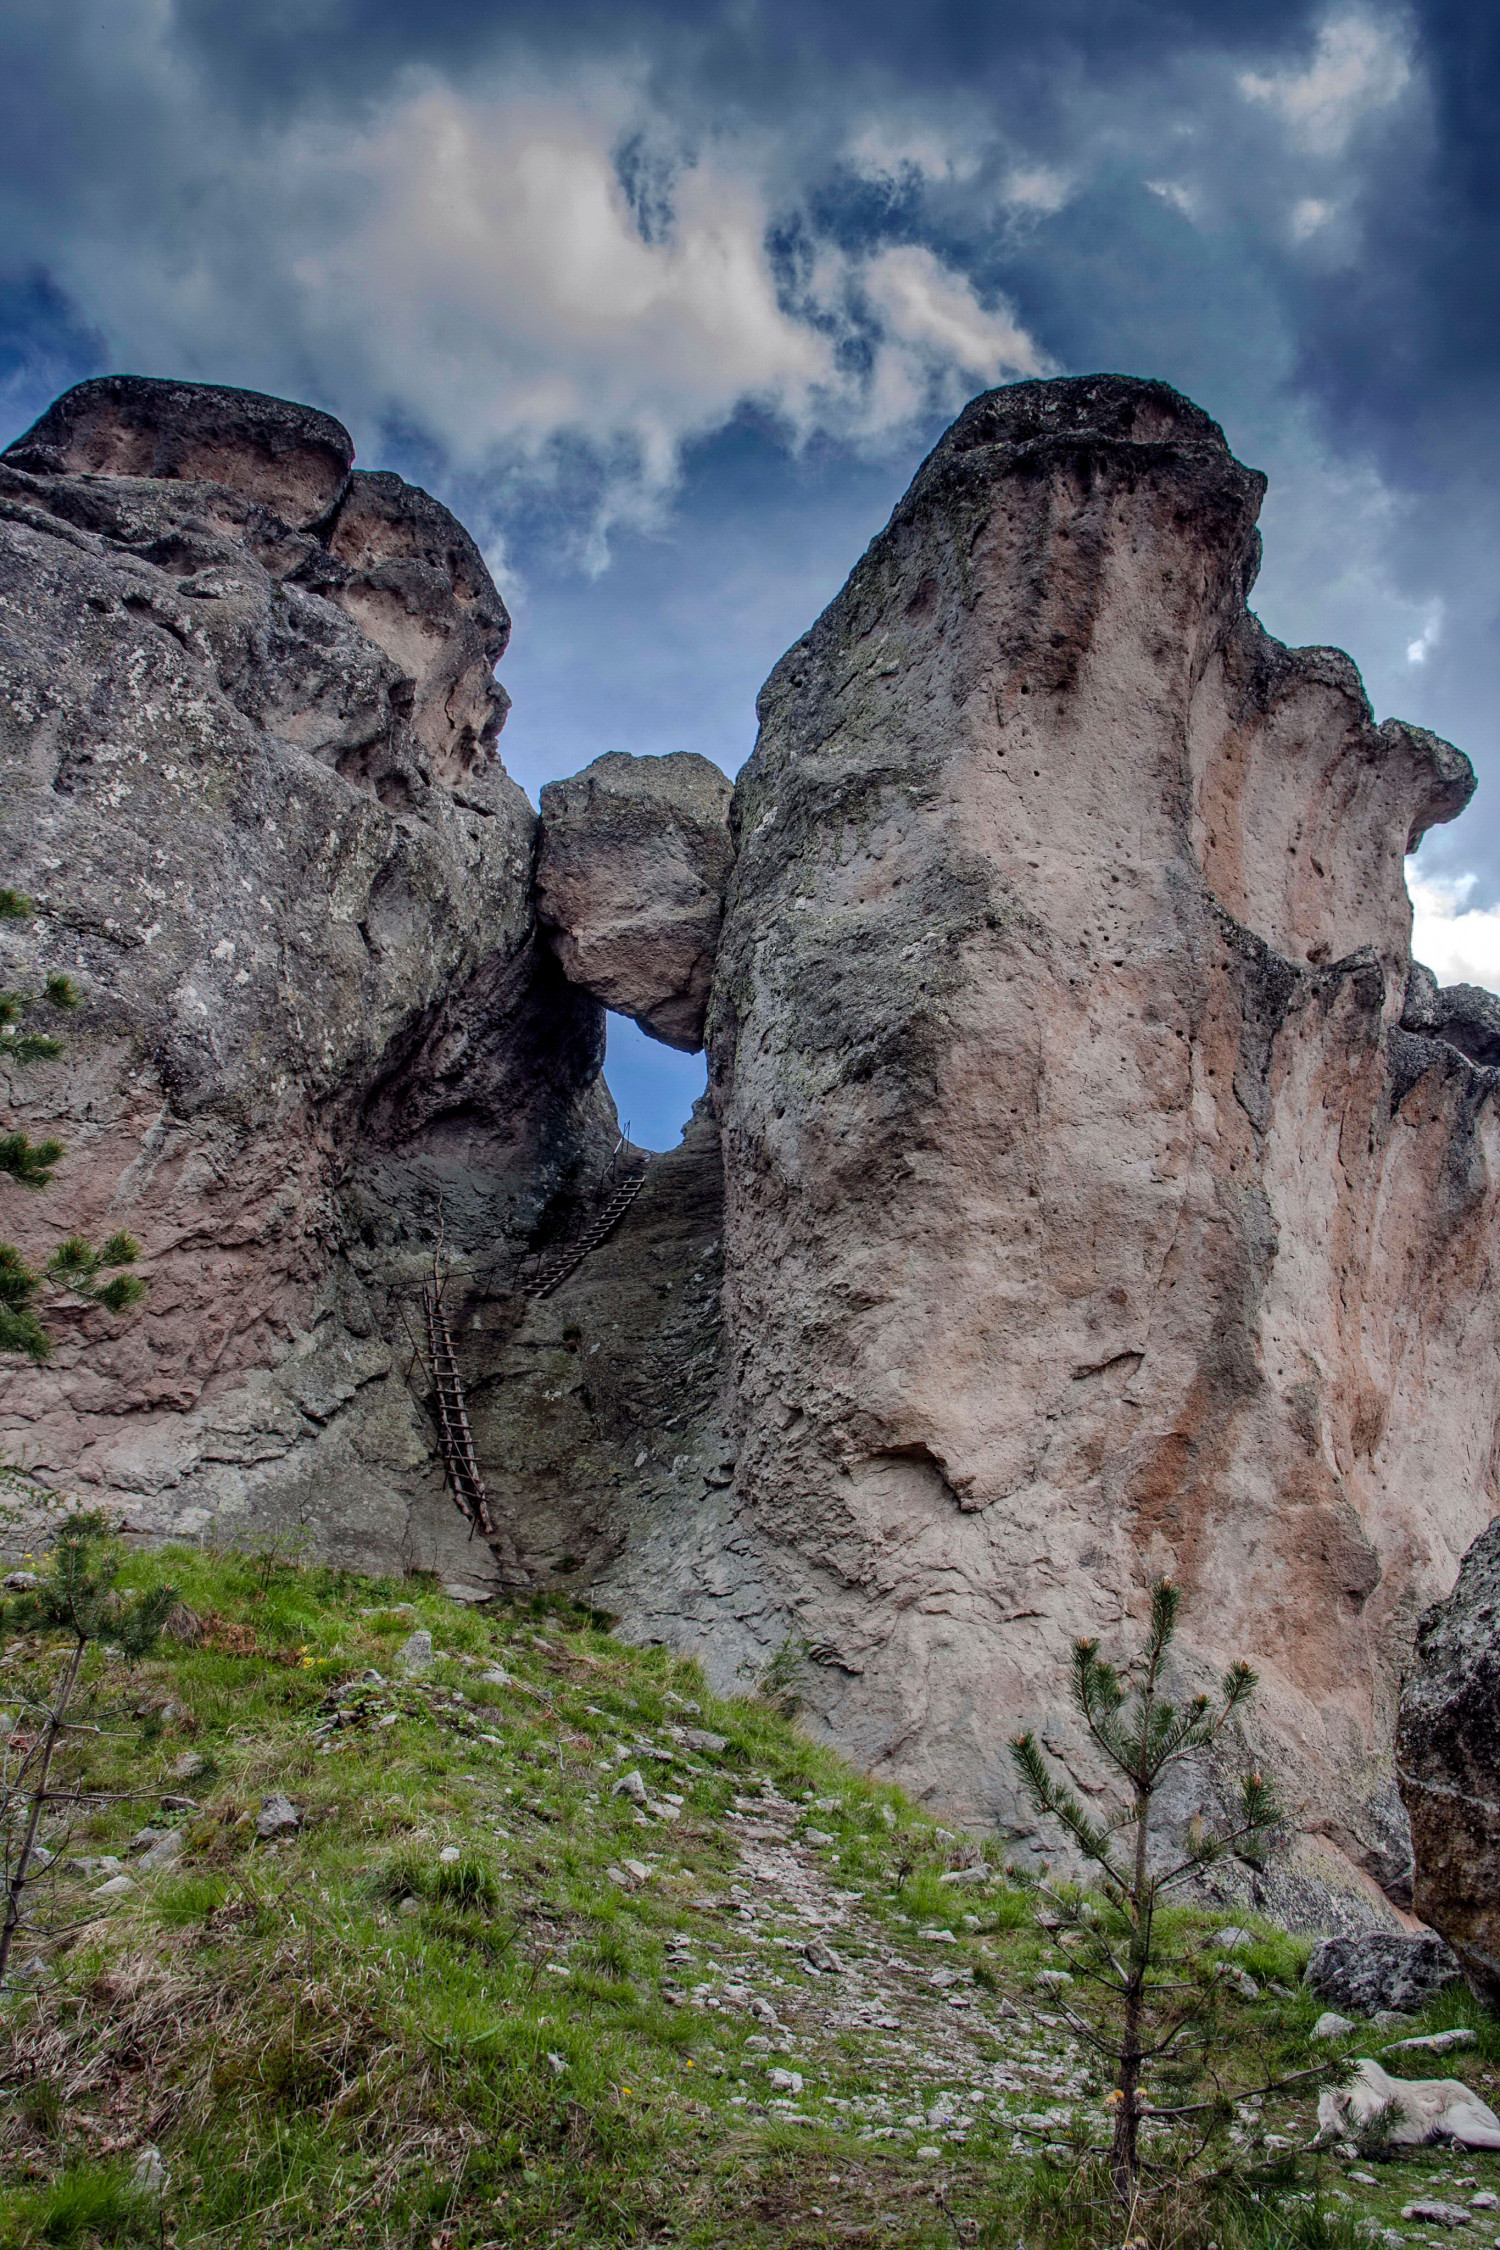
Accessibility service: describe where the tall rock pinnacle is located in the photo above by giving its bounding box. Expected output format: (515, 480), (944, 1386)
(655, 374), (1491, 1920)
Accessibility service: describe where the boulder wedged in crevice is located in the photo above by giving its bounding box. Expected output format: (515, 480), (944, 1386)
(536, 751), (734, 1051)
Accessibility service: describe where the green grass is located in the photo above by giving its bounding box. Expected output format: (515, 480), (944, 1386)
(6, 2164), (152, 2247)
(0, 1544), (1496, 2247)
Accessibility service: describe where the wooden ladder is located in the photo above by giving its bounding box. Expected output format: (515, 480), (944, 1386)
(524, 1161), (650, 1300)
(420, 1280), (527, 1583)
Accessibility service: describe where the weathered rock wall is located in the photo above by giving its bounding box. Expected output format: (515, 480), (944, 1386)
(1398, 1515), (1500, 2000)
(618, 374), (1499, 1926)
(0, 377), (614, 1577)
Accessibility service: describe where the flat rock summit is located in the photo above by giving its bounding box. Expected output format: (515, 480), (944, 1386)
(3, 369), (1498, 1931)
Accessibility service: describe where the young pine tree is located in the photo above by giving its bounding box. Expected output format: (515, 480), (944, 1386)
(1011, 1579), (1283, 2212)
(0, 1512), (175, 1988)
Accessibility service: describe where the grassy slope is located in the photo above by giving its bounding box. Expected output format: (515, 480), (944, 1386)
(0, 1546), (1497, 2249)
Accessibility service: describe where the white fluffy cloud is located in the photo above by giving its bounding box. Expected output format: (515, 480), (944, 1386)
(1145, 179), (1202, 221)
(843, 119), (985, 188)
(1290, 194), (1336, 239)
(854, 243), (1047, 430)
(18, 45), (1043, 547)
(1239, 13), (1411, 156)
(1002, 166), (1074, 219)
(1408, 869), (1500, 994)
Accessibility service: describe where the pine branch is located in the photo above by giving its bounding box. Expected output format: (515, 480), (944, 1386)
(1144, 2064), (1329, 2121)
(1153, 1797), (1285, 1893)
(0, 1134), (63, 1189)
(45, 1233), (147, 1314)
(1147, 1579), (1180, 1667)
(1011, 1733), (1130, 1880)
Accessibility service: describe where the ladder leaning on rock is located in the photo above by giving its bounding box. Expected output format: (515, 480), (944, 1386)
(396, 1144), (650, 1582)
(523, 1155), (651, 1300)
(415, 1275), (528, 1585)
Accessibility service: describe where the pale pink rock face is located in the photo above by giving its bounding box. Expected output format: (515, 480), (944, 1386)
(689, 376), (1493, 1918)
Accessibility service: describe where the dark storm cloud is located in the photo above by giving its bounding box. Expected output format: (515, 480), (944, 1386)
(159, 0), (1496, 501)
(171, 0), (1317, 110)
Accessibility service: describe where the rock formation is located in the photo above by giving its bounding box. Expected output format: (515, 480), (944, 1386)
(628, 375), (1497, 1927)
(536, 751), (734, 1051)
(3, 369), (1499, 1933)
(1401, 963), (1500, 1069)
(4, 375), (355, 527)
(1398, 1516), (1500, 2000)
(0, 375), (612, 1578)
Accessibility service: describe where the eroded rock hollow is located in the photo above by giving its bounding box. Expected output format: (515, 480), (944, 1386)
(2, 370), (1497, 1928)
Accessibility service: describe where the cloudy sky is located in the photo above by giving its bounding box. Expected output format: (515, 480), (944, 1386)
(3, 0), (1497, 1143)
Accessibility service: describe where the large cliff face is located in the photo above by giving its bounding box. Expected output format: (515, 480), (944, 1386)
(2, 369), (1496, 1931)
(0, 377), (612, 1575)
(656, 376), (1495, 1924)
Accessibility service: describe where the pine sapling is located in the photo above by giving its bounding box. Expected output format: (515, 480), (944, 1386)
(1010, 1578), (1283, 2211)
(0, 1512), (174, 1989)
